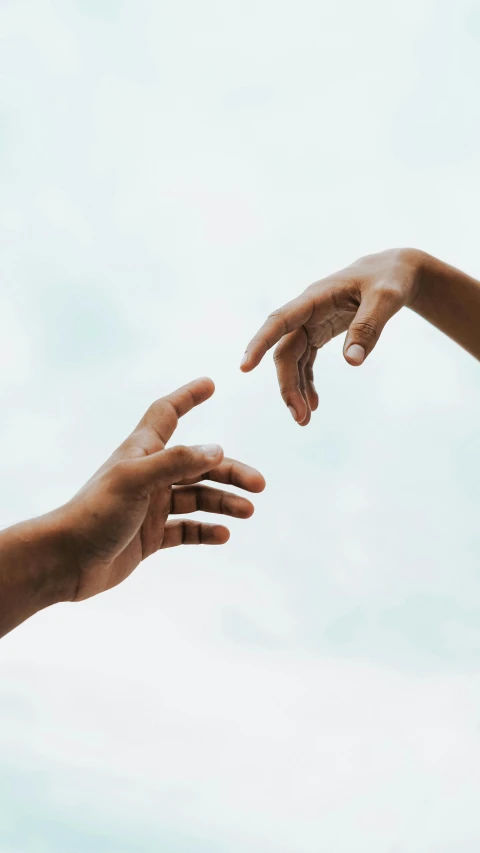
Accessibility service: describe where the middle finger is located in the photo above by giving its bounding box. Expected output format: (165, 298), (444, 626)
(170, 485), (255, 518)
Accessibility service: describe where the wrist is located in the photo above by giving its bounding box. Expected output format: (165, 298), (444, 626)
(404, 250), (480, 359)
(401, 248), (431, 308)
(1, 510), (77, 609)
(32, 509), (78, 605)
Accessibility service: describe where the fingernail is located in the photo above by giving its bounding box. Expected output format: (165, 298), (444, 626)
(200, 444), (223, 459)
(346, 344), (365, 365)
(288, 406), (298, 422)
(240, 353), (248, 368)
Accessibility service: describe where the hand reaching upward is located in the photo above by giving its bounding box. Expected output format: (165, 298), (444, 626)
(0, 376), (266, 638)
(64, 377), (265, 600)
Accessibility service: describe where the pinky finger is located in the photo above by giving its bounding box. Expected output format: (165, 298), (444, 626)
(162, 520), (230, 548)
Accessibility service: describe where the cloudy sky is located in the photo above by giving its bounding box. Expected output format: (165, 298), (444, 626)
(1, 0), (480, 850)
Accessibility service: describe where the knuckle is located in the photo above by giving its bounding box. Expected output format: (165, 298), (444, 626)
(268, 307), (284, 321)
(268, 308), (288, 333)
(180, 520), (200, 545)
(374, 284), (403, 304)
(306, 277), (332, 293)
(145, 398), (163, 419)
(126, 428), (142, 445)
(352, 316), (380, 341)
(107, 460), (132, 486)
(278, 383), (296, 400)
(172, 444), (192, 466)
(312, 275), (357, 309)
(145, 397), (177, 424)
(125, 428), (149, 453)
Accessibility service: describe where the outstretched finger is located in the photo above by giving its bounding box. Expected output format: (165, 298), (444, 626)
(170, 485), (255, 518)
(175, 458), (266, 493)
(136, 377), (215, 446)
(240, 292), (313, 372)
(162, 520), (230, 548)
(110, 443), (225, 497)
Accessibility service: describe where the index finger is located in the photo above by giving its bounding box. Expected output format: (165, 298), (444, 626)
(137, 377), (215, 446)
(240, 293), (314, 372)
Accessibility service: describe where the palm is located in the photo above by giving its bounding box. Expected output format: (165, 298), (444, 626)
(72, 421), (171, 595)
(102, 477), (170, 595)
(106, 425), (173, 582)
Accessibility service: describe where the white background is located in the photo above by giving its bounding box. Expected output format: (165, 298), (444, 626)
(1, 1), (480, 850)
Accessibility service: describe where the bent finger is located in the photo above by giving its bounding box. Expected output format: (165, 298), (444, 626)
(304, 347), (318, 411)
(343, 288), (403, 366)
(273, 328), (309, 424)
(297, 345), (312, 426)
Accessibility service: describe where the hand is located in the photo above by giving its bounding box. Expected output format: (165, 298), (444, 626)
(241, 248), (423, 425)
(60, 377), (265, 601)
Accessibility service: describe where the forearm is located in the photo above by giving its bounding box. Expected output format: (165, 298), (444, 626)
(411, 252), (480, 360)
(0, 512), (73, 638)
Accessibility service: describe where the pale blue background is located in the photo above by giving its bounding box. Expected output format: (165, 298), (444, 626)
(1, 1), (480, 851)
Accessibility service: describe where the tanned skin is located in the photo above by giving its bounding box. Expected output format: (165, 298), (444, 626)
(241, 249), (480, 425)
(0, 377), (265, 638)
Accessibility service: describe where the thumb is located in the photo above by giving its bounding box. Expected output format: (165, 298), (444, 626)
(343, 288), (402, 366)
(111, 444), (224, 496)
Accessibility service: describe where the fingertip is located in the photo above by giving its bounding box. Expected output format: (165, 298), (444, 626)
(199, 444), (224, 465)
(226, 494), (255, 519)
(181, 376), (216, 407)
(253, 474), (266, 493)
(214, 525), (230, 544)
(288, 405), (298, 422)
(286, 396), (307, 424)
(298, 408), (312, 427)
(197, 376), (216, 395)
(241, 340), (267, 372)
(240, 501), (255, 519)
(233, 463), (266, 493)
(246, 470), (266, 493)
(344, 344), (366, 366)
(305, 380), (319, 412)
(240, 353), (258, 373)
